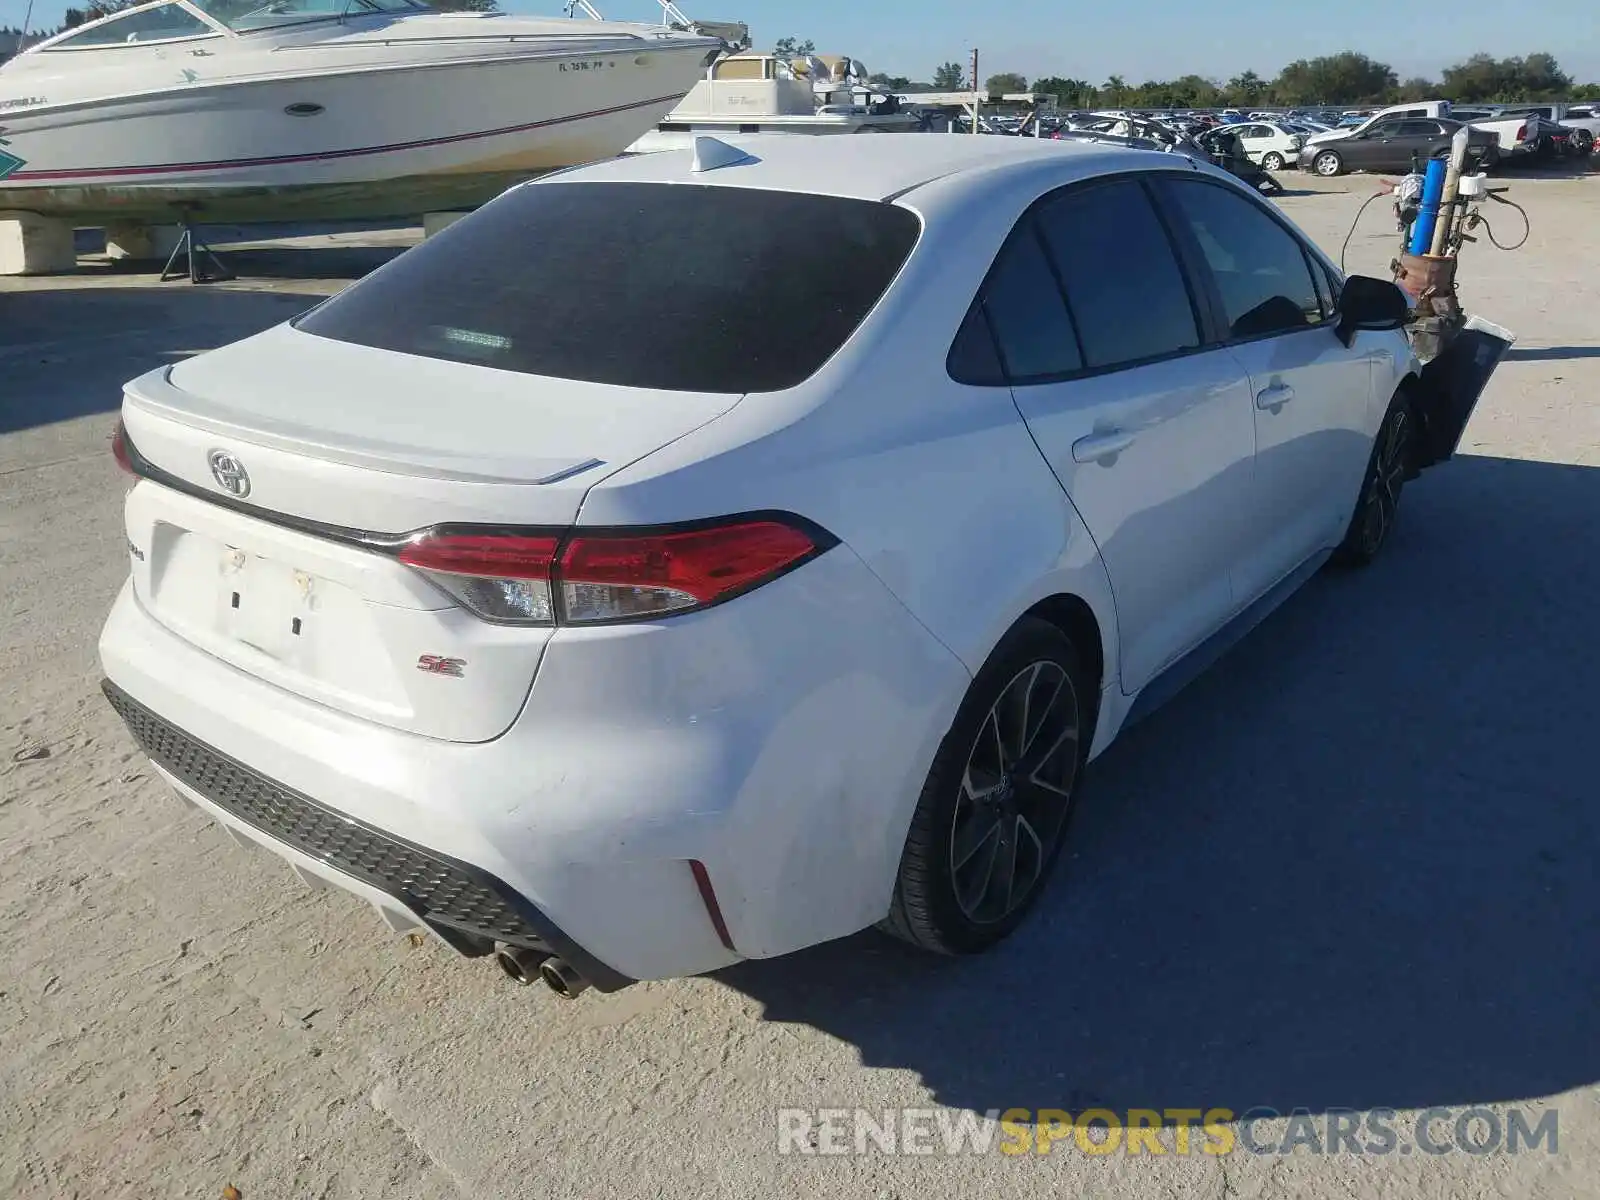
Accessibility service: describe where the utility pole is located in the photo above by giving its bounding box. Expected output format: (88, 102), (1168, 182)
(970, 47), (980, 133)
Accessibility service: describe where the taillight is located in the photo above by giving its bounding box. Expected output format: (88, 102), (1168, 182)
(397, 516), (830, 626)
(558, 520), (821, 623)
(399, 533), (559, 624)
(111, 419), (135, 475)
(1517, 122), (1529, 141)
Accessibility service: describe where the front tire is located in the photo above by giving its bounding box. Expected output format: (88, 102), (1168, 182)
(881, 619), (1088, 955)
(1335, 391), (1415, 567)
(1261, 151), (1286, 171)
(1313, 149), (1344, 177)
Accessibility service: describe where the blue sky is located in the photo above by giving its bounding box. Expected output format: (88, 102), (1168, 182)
(9, 0), (1600, 83)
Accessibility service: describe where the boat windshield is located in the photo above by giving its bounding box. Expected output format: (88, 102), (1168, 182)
(187, 0), (430, 32)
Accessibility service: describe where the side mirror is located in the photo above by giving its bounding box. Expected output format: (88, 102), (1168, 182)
(1335, 274), (1411, 345)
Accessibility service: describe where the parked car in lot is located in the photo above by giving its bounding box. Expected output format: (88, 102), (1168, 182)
(1498, 103), (1598, 154)
(100, 135), (1475, 993)
(1308, 101), (1453, 146)
(1497, 104), (1600, 156)
(1300, 116), (1498, 176)
(1197, 120), (1305, 169)
(1459, 110), (1558, 160)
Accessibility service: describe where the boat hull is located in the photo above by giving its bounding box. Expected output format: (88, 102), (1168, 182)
(0, 40), (713, 224)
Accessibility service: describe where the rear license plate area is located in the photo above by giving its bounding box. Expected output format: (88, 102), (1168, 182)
(220, 549), (316, 660)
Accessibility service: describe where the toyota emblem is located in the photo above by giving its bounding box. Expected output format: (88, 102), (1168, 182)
(208, 450), (251, 498)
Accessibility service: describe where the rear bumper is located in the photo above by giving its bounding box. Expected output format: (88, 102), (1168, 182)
(101, 678), (632, 988)
(98, 539), (968, 982)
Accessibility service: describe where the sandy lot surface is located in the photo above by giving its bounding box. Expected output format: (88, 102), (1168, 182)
(3, 168), (1599, 1200)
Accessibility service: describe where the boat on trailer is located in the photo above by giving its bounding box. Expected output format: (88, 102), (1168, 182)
(0, 0), (740, 225)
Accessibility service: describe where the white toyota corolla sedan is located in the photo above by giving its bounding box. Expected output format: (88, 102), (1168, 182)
(99, 134), (1470, 998)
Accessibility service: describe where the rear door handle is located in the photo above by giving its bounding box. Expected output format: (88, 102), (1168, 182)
(1071, 429), (1136, 463)
(1255, 383), (1295, 410)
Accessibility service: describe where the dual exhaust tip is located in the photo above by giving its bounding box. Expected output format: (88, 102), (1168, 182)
(494, 943), (590, 999)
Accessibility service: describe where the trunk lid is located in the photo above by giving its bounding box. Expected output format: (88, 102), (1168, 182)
(121, 325), (741, 742)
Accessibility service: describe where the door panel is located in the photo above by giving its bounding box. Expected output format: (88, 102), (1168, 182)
(1341, 123), (1397, 168)
(1011, 354), (1257, 690)
(1155, 175), (1377, 599)
(968, 176), (1262, 692)
(1227, 331), (1375, 595)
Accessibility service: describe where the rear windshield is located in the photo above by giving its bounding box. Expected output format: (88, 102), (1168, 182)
(295, 181), (921, 394)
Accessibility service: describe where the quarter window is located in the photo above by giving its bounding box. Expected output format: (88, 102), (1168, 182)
(947, 303), (1007, 386)
(1160, 179), (1326, 339)
(1034, 178), (1200, 370)
(975, 225), (1084, 381)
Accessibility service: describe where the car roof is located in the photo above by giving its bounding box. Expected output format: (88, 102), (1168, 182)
(532, 135), (1173, 203)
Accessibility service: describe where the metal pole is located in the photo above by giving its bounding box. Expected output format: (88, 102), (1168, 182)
(1429, 126), (1472, 257)
(970, 48), (980, 133)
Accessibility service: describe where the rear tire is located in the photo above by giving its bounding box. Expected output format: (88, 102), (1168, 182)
(1261, 151), (1286, 171)
(881, 619), (1088, 955)
(1334, 391), (1415, 567)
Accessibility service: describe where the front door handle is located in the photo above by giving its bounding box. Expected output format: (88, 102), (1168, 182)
(1071, 429), (1136, 463)
(1255, 383), (1295, 410)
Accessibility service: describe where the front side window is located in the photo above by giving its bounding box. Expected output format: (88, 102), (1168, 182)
(1034, 178), (1200, 371)
(1159, 178), (1325, 339)
(51, 3), (215, 47)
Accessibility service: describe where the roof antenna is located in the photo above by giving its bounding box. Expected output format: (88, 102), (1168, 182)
(691, 136), (754, 173)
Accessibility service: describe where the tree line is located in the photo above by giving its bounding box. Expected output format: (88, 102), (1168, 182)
(831, 50), (1599, 106)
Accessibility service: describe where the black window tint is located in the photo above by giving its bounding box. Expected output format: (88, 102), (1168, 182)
(296, 182), (920, 394)
(947, 303), (1006, 386)
(1162, 179), (1325, 339)
(1035, 179), (1199, 369)
(1397, 120), (1441, 136)
(979, 224), (1083, 380)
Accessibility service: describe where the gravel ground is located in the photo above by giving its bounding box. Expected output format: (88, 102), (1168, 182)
(3, 167), (1598, 1200)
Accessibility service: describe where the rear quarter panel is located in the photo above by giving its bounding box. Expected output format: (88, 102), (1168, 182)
(580, 160), (1138, 700)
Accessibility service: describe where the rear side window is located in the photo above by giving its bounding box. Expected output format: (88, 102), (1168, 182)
(1159, 178), (1325, 339)
(1034, 179), (1200, 370)
(296, 181), (920, 394)
(974, 227), (1084, 381)
(947, 304), (1007, 386)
